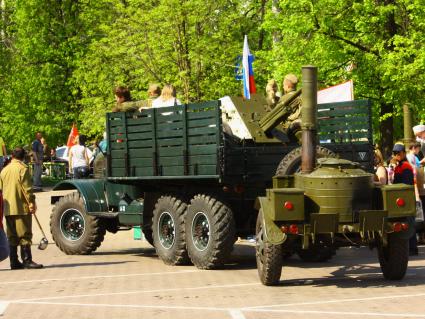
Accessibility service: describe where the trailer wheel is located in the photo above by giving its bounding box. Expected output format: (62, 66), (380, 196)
(256, 210), (282, 286)
(50, 192), (106, 255)
(276, 146), (336, 176)
(297, 246), (334, 262)
(186, 194), (235, 269)
(152, 195), (190, 265)
(378, 233), (409, 280)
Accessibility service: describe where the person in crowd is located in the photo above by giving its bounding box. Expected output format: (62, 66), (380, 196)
(112, 86), (139, 112)
(0, 136), (7, 171)
(0, 147), (43, 269)
(0, 191), (9, 262)
(50, 148), (57, 161)
(69, 135), (90, 179)
(31, 132), (44, 192)
(373, 148), (388, 185)
(413, 124), (425, 157)
(391, 143), (417, 255)
(152, 84), (181, 108)
(41, 137), (51, 162)
(265, 79), (280, 110)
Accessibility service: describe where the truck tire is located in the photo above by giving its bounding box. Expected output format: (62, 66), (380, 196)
(276, 146), (336, 176)
(142, 193), (158, 247)
(378, 233), (409, 280)
(255, 209), (282, 286)
(152, 195), (190, 265)
(142, 228), (154, 247)
(50, 192), (106, 255)
(186, 194), (235, 269)
(297, 246), (334, 262)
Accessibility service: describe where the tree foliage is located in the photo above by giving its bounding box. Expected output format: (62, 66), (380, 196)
(0, 0), (424, 155)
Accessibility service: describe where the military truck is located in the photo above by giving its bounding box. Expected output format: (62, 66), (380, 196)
(50, 68), (374, 269)
(255, 66), (416, 285)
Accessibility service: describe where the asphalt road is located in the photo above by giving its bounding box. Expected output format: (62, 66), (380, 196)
(1, 189), (425, 319)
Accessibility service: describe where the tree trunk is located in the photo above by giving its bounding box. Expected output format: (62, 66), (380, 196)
(380, 102), (394, 160)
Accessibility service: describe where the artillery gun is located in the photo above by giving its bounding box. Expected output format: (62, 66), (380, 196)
(255, 66), (416, 285)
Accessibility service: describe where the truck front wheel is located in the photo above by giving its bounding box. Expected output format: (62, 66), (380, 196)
(378, 233), (409, 280)
(50, 192), (106, 255)
(255, 210), (282, 286)
(186, 194), (235, 269)
(152, 195), (190, 265)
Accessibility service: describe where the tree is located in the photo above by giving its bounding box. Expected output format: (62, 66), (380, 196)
(261, 0), (425, 156)
(74, 0), (262, 137)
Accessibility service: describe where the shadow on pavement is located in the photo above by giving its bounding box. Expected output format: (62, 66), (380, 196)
(44, 260), (136, 269)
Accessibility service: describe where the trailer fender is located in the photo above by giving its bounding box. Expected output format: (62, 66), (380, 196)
(256, 197), (286, 245)
(52, 179), (108, 213)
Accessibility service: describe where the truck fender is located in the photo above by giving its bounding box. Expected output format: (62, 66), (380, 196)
(52, 179), (108, 213)
(256, 197), (287, 245)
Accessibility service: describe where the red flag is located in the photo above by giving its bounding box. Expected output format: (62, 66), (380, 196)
(66, 124), (79, 147)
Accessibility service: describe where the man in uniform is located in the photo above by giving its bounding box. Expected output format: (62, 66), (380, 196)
(275, 74), (302, 142)
(0, 147), (43, 269)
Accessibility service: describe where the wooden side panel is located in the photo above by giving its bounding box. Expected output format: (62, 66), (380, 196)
(107, 102), (221, 178)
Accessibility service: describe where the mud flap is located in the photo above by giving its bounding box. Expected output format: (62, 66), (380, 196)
(256, 197), (287, 245)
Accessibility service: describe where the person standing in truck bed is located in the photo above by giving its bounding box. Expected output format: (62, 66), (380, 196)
(152, 84), (182, 108)
(112, 86), (139, 112)
(275, 74), (302, 142)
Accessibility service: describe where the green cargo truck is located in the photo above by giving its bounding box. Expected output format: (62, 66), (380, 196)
(50, 67), (378, 270)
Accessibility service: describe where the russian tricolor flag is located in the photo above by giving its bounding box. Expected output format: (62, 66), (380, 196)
(242, 35), (256, 100)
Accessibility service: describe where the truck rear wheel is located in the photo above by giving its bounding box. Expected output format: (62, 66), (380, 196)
(378, 233), (409, 280)
(152, 195), (190, 265)
(186, 194), (235, 269)
(50, 192), (106, 255)
(276, 146), (336, 175)
(256, 209), (282, 286)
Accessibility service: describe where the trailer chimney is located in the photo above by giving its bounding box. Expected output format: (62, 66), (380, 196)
(403, 104), (414, 145)
(301, 66), (318, 174)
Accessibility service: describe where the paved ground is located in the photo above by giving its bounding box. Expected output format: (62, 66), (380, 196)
(1, 189), (425, 319)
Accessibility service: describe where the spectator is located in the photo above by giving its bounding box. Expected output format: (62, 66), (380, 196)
(373, 148), (388, 185)
(413, 124), (425, 157)
(41, 137), (51, 162)
(0, 136), (7, 171)
(69, 135), (90, 178)
(31, 132), (44, 192)
(152, 84), (181, 108)
(391, 143), (417, 255)
(50, 148), (57, 161)
(0, 147), (43, 269)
